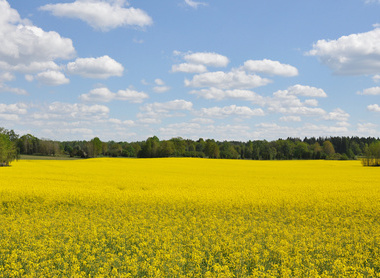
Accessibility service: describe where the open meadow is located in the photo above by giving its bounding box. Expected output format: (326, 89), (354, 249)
(1, 158), (380, 277)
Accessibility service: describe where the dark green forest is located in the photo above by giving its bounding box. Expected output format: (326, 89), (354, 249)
(1, 126), (380, 165)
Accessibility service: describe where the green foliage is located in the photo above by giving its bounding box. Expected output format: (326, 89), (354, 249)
(1, 126), (379, 162)
(0, 129), (18, 166)
(205, 139), (220, 159)
(323, 140), (335, 156)
(362, 141), (380, 166)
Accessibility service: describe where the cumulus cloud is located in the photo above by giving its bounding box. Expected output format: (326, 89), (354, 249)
(198, 105), (265, 118)
(35, 70), (70, 86)
(0, 113), (19, 121)
(280, 116), (301, 122)
(79, 87), (148, 103)
(153, 79), (170, 93)
(0, 72), (14, 82)
(190, 118), (214, 124)
(67, 56), (124, 79)
(0, 103), (27, 114)
(0, 0), (75, 73)
(185, 70), (271, 89)
(4, 61), (61, 74)
(307, 27), (380, 75)
(373, 74), (380, 82)
(141, 99), (193, 113)
(155, 79), (164, 86)
(137, 99), (193, 124)
(266, 89), (326, 116)
(357, 123), (377, 135)
(287, 84), (327, 97)
(108, 118), (135, 127)
(367, 104), (380, 112)
(172, 51), (228, 74)
(323, 108), (350, 122)
(184, 52), (229, 67)
(243, 59), (298, 77)
(190, 87), (264, 102)
(153, 86), (171, 93)
(48, 102), (110, 119)
(0, 102), (26, 120)
(171, 63), (207, 73)
(40, 0), (153, 32)
(304, 99), (318, 106)
(357, 86), (380, 95)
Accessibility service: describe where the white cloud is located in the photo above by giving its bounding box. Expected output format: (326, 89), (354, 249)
(35, 70), (70, 86)
(171, 63), (207, 73)
(287, 84), (327, 98)
(67, 56), (124, 79)
(275, 106), (326, 116)
(323, 108), (350, 122)
(116, 88), (149, 102)
(141, 99), (193, 113)
(266, 90), (326, 116)
(280, 116), (301, 122)
(373, 74), (380, 82)
(184, 52), (229, 67)
(308, 27), (380, 75)
(0, 83), (27, 95)
(190, 117), (214, 124)
(40, 0), (153, 32)
(304, 99), (318, 106)
(367, 104), (380, 112)
(357, 123), (377, 135)
(155, 78), (165, 86)
(5, 61), (61, 74)
(357, 86), (380, 95)
(137, 99), (193, 124)
(243, 59), (298, 77)
(159, 122), (202, 138)
(0, 72), (14, 82)
(198, 105), (265, 118)
(0, 103), (27, 114)
(153, 86), (171, 93)
(48, 102), (109, 118)
(108, 118), (135, 126)
(25, 75), (34, 82)
(137, 117), (162, 125)
(184, 0), (207, 8)
(0, 1), (75, 73)
(153, 79), (170, 93)
(0, 113), (19, 121)
(251, 122), (350, 140)
(185, 70), (271, 89)
(79, 87), (148, 103)
(79, 87), (113, 102)
(190, 87), (264, 102)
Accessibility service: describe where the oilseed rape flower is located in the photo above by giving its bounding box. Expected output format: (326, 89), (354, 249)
(1, 158), (380, 277)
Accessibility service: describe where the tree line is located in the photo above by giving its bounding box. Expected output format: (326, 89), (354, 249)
(1, 126), (380, 166)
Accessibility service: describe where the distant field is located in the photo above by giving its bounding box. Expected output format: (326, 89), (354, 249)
(18, 154), (80, 160)
(1, 158), (379, 277)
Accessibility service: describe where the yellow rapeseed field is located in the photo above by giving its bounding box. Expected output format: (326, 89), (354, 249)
(1, 158), (380, 277)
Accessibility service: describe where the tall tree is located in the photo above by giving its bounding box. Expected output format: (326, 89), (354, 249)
(0, 130), (18, 166)
(323, 140), (335, 157)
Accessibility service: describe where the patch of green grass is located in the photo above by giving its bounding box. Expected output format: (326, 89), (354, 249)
(18, 155), (81, 160)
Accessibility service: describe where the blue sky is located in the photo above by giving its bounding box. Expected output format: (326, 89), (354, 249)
(1, 0), (380, 141)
